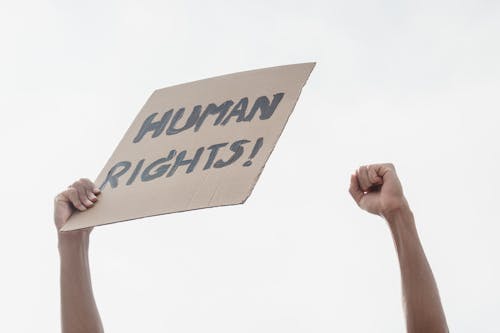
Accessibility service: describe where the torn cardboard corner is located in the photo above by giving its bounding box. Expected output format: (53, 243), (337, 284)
(61, 62), (315, 231)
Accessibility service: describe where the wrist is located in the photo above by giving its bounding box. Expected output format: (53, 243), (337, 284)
(382, 200), (413, 224)
(383, 203), (415, 229)
(381, 197), (411, 221)
(58, 230), (90, 253)
(384, 205), (421, 254)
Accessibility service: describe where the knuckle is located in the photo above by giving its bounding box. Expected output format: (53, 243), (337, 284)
(80, 178), (91, 185)
(54, 193), (64, 203)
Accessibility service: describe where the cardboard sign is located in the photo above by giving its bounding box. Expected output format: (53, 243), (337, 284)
(61, 63), (315, 231)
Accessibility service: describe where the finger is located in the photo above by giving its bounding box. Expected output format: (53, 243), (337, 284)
(65, 187), (86, 211)
(87, 189), (98, 202)
(349, 173), (364, 205)
(79, 178), (97, 191)
(357, 166), (372, 192)
(79, 178), (100, 197)
(370, 163), (396, 179)
(71, 181), (94, 208)
(367, 165), (383, 185)
(81, 178), (102, 195)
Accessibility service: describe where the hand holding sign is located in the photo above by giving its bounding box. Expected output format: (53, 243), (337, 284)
(55, 179), (101, 231)
(61, 63), (315, 231)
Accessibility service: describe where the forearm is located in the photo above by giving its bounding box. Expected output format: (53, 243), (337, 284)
(59, 232), (104, 333)
(386, 207), (448, 333)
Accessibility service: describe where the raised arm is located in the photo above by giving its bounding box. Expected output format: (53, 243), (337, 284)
(349, 163), (448, 333)
(54, 178), (104, 333)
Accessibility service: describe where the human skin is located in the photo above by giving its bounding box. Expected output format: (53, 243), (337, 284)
(349, 163), (449, 333)
(54, 164), (448, 332)
(54, 178), (104, 333)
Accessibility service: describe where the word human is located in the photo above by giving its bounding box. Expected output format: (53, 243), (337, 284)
(133, 92), (285, 143)
(100, 137), (264, 190)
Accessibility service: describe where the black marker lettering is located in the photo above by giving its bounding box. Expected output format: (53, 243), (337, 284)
(166, 106), (201, 135)
(221, 97), (248, 125)
(141, 150), (177, 182)
(133, 110), (173, 143)
(244, 92), (284, 121)
(167, 147), (205, 177)
(243, 137), (264, 167)
(194, 100), (234, 132)
(126, 158), (145, 185)
(204, 142), (228, 170)
(100, 161), (132, 189)
(214, 139), (250, 168)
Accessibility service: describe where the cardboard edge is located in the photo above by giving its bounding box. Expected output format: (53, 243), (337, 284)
(153, 62), (317, 94)
(60, 200), (246, 232)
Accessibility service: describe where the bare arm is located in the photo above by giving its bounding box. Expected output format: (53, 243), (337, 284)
(54, 179), (104, 333)
(349, 164), (448, 333)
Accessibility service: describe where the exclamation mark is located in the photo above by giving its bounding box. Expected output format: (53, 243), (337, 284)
(243, 137), (264, 167)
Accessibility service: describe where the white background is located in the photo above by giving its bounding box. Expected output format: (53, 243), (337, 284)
(1, 0), (499, 332)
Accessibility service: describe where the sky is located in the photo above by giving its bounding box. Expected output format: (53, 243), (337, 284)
(0, 0), (499, 332)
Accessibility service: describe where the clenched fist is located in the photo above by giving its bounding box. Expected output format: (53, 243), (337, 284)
(54, 178), (101, 232)
(349, 163), (409, 220)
